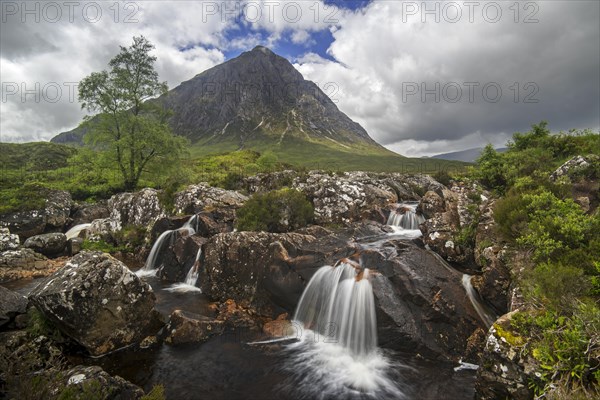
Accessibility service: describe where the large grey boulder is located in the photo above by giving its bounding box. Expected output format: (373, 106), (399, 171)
(29, 251), (161, 356)
(0, 189), (72, 240)
(23, 232), (67, 256)
(108, 188), (166, 232)
(173, 183), (248, 226)
(292, 171), (397, 225)
(0, 285), (28, 328)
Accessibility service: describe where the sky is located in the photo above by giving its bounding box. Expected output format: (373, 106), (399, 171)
(1, 0), (599, 157)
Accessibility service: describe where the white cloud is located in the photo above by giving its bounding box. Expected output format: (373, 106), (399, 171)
(294, 0), (600, 156)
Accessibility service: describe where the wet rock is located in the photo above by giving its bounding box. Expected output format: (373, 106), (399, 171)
(29, 251), (162, 356)
(0, 190), (72, 240)
(216, 299), (260, 330)
(0, 285), (28, 328)
(200, 230), (352, 315)
(164, 310), (224, 345)
(0, 228), (20, 251)
(475, 312), (536, 400)
(262, 313), (294, 338)
(61, 365), (144, 399)
(23, 233), (67, 256)
(370, 240), (485, 358)
(0, 248), (57, 283)
(157, 234), (206, 282)
(174, 183), (248, 224)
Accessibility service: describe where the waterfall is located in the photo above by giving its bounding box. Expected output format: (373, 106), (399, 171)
(136, 214), (197, 278)
(293, 262), (377, 357)
(184, 248), (202, 286)
(285, 262), (406, 398)
(163, 247), (202, 293)
(462, 274), (496, 328)
(387, 203), (425, 230)
(65, 223), (91, 240)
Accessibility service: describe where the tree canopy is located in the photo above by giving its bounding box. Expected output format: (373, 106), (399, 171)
(78, 36), (187, 191)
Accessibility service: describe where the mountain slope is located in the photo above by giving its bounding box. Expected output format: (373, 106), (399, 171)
(53, 46), (387, 153)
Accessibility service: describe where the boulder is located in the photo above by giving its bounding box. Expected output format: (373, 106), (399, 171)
(29, 251), (161, 356)
(370, 239), (486, 358)
(0, 248), (57, 283)
(0, 190), (72, 240)
(243, 170), (298, 193)
(174, 184), (248, 224)
(66, 238), (83, 256)
(164, 310), (224, 344)
(0, 227), (20, 251)
(23, 233), (67, 256)
(108, 188), (166, 232)
(157, 234), (206, 282)
(200, 229), (353, 315)
(475, 312), (536, 400)
(60, 365), (144, 399)
(0, 285), (28, 328)
(419, 183), (488, 266)
(292, 171), (397, 225)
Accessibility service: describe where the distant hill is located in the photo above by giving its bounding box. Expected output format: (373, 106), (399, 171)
(430, 147), (508, 163)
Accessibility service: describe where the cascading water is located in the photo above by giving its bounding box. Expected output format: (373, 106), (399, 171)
(164, 248), (203, 293)
(136, 215), (198, 278)
(65, 223), (91, 240)
(387, 203), (425, 230)
(462, 274), (496, 328)
(293, 262), (377, 356)
(285, 262), (406, 398)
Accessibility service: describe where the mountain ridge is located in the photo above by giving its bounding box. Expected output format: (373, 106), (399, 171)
(52, 46), (389, 157)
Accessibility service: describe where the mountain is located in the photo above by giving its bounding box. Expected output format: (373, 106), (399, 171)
(53, 47), (383, 151)
(430, 147), (508, 163)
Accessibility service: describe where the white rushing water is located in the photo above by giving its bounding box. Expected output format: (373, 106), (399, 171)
(387, 203), (425, 230)
(65, 223), (91, 240)
(164, 247), (202, 293)
(462, 274), (496, 328)
(136, 215), (198, 278)
(288, 262), (406, 398)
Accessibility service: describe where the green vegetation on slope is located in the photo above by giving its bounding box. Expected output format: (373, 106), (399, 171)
(471, 122), (600, 397)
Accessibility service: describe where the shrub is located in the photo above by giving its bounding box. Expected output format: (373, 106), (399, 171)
(236, 188), (313, 232)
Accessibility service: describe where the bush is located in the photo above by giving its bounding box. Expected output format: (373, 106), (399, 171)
(236, 188), (313, 232)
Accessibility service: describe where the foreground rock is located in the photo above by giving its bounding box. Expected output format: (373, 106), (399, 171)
(164, 310), (224, 345)
(23, 233), (67, 256)
(30, 251), (161, 356)
(200, 229), (354, 315)
(0, 190), (72, 240)
(370, 239), (486, 358)
(61, 365), (144, 399)
(475, 312), (535, 400)
(0, 286), (28, 328)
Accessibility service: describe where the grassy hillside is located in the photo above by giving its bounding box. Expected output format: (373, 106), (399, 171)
(189, 135), (467, 174)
